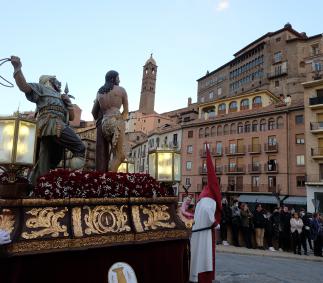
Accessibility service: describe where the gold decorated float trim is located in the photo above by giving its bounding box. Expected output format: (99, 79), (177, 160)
(142, 205), (176, 230)
(83, 205), (131, 235)
(6, 230), (188, 255)
(22, 207), (69, 239)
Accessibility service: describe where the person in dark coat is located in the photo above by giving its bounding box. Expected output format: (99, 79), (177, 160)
(279, 205), (291, 251)
(264, 210), (275, 251)
(231, 199), (241, 247)
(270, 207), (280, 249)
(312, 213), (323, 257)
(299, 208), (313, 254)
(220, 198), (231, 245)
(240, 203), (253, 249)
(253, 203), (266, 249)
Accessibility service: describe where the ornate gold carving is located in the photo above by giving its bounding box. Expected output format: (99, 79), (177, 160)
(0, 209), (15, 233)
(131, 205), (144, 233)
(72, 207), (83, 237)
(141, 204), (176, 230)
(135, 230), (189, 242)
(22, 207), (69, 239)
(83, 205), (131, 235)
(6, 233), (135, 255)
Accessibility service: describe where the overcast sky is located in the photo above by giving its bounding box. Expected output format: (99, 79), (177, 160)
(1, 0), (322, 120)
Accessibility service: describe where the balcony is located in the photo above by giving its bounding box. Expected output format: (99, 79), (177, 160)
(224, 165), (246, 174)
(248, 144), (261, 154)
(264, 163), (278, 173)
(309, 96), (323, 109)
(311, 148), (323, 159)
(306, 174), (323, 184)
(199, 149), (207, 157)
(225, 145), (246, 155)
(199, 166), (207, 175)
(248, 164), (262, 173)
(229, 184), (280, 193)
(197, 183), (223, 192)
(264, 143), (278, 153)
(211, 148), (223, 157)
(310, 122), (323, 134)
(267, 68), (288, 79)
(227, 184), (243, 192)
(216, 166), (223, 175)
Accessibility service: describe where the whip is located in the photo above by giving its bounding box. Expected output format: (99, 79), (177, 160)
(0, 58), (14, 88)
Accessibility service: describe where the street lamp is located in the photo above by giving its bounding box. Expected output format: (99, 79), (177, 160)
(0, 116), (37, 183)
(148, 148), (181, 195)
(117, 159), (135, 173)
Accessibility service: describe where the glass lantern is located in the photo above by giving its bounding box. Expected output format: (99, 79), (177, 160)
(117, 159), (135, 173)
(0, 117), (37, 166)
(148, 149), (181, 182)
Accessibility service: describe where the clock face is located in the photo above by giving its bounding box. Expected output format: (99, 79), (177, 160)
(108, 262), (138, 283)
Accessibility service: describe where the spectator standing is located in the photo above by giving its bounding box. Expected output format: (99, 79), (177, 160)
(290, 212), (304, 255)
(240, 203), (253, 249)
(231, 199), (241, 247)
(253, 203), (266, 249)
(270, 207), (281, 250)
(264, 210), (275, 251)
(312, 213), (323, 257)
(300, 209), (313, 255)
(279, 206), (291, 251)
(220, 197), (231, 246)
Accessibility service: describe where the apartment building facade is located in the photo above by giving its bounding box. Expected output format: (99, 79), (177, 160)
(181, 89), (306, 206)
(303, 78), (323, 213)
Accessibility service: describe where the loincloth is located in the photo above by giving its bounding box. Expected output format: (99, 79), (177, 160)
(101, 114), (125, 149)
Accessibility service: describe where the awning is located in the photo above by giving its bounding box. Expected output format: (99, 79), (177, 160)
(282, 196), (307, 205)
(238, 194), (278, 204)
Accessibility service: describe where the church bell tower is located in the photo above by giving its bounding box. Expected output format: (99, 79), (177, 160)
(139, 54), (157, 114)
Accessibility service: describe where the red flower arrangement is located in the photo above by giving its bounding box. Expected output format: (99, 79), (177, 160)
(32, 169), (171, 199)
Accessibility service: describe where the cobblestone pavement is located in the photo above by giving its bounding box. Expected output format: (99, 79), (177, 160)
(214, 251), (323, 283)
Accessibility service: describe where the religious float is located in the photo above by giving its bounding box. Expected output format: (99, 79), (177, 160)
(0, 170), (190, 283)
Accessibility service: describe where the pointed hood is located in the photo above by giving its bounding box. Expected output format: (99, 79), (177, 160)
(199, 143), (222, 224)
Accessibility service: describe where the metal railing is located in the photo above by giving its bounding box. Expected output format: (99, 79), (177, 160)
(248, 144), (261, 153)
(264, 143), (278, 152)
(225, 145), (246, 155)
(224, 165), (246, 174)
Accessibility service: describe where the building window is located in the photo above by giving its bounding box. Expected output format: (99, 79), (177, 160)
(296, 155), (305, 166)
(295, 115), (304, 124)
(296, 176), (306, 187)
(230, 123), (236, 134)
(274, 51), (282, 63)
(268, 176), (276, 189)
(186, 161), (192, 170)
(209, 92), (214, 99)
(199, 128), (204, 138)
(277, 116), (284, 129)
(187, 145), (193, 153)
(218, 87), (222, 96)
(312, 44), (320, 56)
(313, 61), (322, 72)
(185, 177), (191, 186)
(252, 176), (260, 188)
(200, 97), (205, 103)
(252, 120), (258, 132)
(216, 142), (222, 154)
(253, 96), (262, 108)
(296, 134), (305, 144)
(237, 122), (243, 134)
(244, 121), (251, 133)
(218, 103), (226, 114)
(188, 130), (193, 138)
(211, 126), (216, 137)
(260, 119), (266, 131)
(229, 101), (238, 112)
(268, 118), (275, 130)
(240, 99), (249, 110)
(205, 127), (210, 137)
